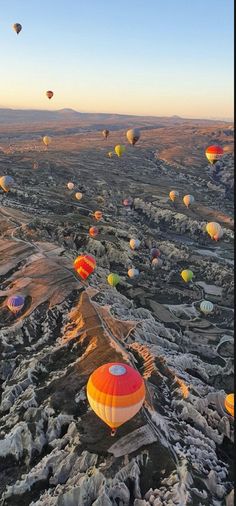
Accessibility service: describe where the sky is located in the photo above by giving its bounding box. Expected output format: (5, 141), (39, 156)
(0, 0), (234, 120)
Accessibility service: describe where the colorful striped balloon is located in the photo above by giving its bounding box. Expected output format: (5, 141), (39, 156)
(224, 393), (234, 417)
(74, 254), (96, 280)
(7, 295), (25, 314)
(87, 363), (145, 432)
(205, 145), (224, 165)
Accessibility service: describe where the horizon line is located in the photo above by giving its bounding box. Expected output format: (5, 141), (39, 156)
(0, 106), (233, 123)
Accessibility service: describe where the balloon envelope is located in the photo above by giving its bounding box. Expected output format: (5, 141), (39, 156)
(150, 247), (160, 259)
(205, 145), (224, 164)
(89, 226), (99, 238)
(0, 175), (14, 192)
(107, 273), (120, 287)
(128, 268), (139, 278)
(181, 269), (193, 283)
(200, 300), (214, 314)
(126, 128), (140, 146)
(206, 222), (222, 240)
(43, 136), (51, 146)
(94, 211), (103, 221)
(152, 258), (163, 268)
(130, 239), (140, 250)
(13, 23), (22, 34)
(46, 90), (54, 99)
(169, 190), (179, 202)
(87, 362), (145, 430)
(183, 195), (194, 207)
(7, 295), (25, 314)
(114, 145), (126, 157)
(102, 129), (109, 139)
(74, 254), (96, 280)
(75, 192), (83, 200)
(67, 182), (74, 190)
(224, 393), (234, 417)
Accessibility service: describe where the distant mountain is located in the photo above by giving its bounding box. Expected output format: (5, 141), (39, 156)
(0, 108), (232, 128)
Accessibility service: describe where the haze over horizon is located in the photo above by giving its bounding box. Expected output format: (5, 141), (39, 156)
(0, 0), (234, 121)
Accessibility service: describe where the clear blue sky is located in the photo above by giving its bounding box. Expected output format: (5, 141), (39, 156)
(0, 0), (234, 119)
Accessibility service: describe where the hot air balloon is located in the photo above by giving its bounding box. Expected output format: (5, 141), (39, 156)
(89, 226), (99, 238)
(7, 295), (25, 314)
(123, 197), (133, 208)
(200, 300), (214, 315)
(43, 136), (51, 147)
(46, 90), (54, 100)
(206, 222), (222, 241)
(67, 182), (74, 190)
(87, 362), (145, 435)
(128, 267), (139, 278)
(150, 247), (161, 259)
(115, 145), (126, 157)
(74, 254), (96, 280)
(0, 175), (14, 192)
(169, 190), (179, 202)
(224, 393), (234, 417)
(13, 23), (22, 34)
(126, 128), (140, 146)
(181, 269), (194, 283)
(107, 152), (113, 158)
(107, 273), (120, 287)
(205, 145), (224, 165)
(151, 258), (163, 268)
(94, 211), (103, 221)
(75, 192), (83, 200)
(183, 195), (194, 208)
(130, 239), (141, 250)
(102, 129), (109, 139)
(33, 161), (39, 170)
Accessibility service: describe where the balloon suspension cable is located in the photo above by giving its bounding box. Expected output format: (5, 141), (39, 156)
(110, 428), (117, 437)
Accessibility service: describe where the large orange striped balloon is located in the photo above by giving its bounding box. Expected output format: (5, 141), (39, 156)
(74, 254), (96, 280)
(87, 363), (145, 431)
(205, 145), (224, 164)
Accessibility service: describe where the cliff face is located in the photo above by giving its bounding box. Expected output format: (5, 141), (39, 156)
(0, 133), (234, 505)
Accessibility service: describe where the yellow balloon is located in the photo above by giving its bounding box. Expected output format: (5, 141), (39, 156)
(114, 145), (126, 157)
(43, 136), (51, 146)
(181, 269), (193, 283)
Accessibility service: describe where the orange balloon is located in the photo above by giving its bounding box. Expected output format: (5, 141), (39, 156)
(94, 211), (103, 221)
(89, 226), (99, 238)
(74, 254), (96, 280)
